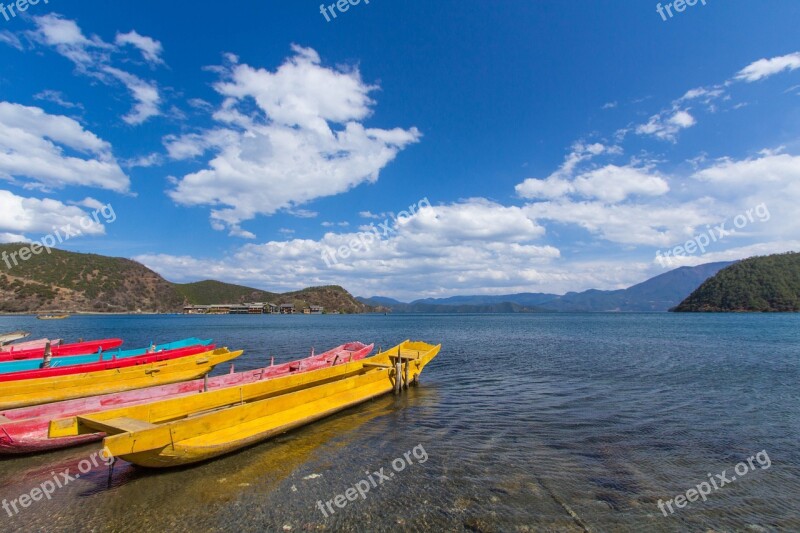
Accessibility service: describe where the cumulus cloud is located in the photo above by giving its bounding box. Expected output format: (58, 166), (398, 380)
(136, 198), (565, 298)
(0, 190), (109, 239)
(167, 45), (421, 237)
(0, 102), (129, 192)
(516, 143), (665, 203)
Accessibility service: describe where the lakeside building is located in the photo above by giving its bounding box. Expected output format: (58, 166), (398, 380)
(183, 302), (282, 315)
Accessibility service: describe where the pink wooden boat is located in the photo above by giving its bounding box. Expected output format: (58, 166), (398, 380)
(0, 339), (61, 352)
(0, 342), (373, 454)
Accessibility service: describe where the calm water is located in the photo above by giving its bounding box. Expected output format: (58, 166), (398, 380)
(0, 313), (798, 532)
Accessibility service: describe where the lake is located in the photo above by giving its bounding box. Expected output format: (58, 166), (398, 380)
(0, 313), (798, 532)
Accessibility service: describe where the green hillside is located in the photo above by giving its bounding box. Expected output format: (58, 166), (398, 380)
(672, 252), (800, 312)
(0, 243), (185, 313)
(0, 244), (371, 314)
(173, 280), (279, 305)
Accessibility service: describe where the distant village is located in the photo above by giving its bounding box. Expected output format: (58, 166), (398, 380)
(183, 302), (326, 315)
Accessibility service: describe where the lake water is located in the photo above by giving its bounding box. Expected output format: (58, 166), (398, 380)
(0, 313), (798, 532)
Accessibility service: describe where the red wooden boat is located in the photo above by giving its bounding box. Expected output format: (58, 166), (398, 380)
(0, 344), (214, 383)
(0, 339), (61, 352)
(0, 342), (373, 454)
(0, 338), (123, 362)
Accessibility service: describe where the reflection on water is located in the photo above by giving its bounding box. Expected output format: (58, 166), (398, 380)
(0, 313), (799, 532)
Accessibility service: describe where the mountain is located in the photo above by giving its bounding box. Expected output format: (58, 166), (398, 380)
(0, 244), (371, 314)
(0, 243), (184, 313)
(540, 261), (735, 312)
(361, 261), (734, 313)
(174, 280), (278, 305)
(673, 252), (800, 312)
(357, 298), (550, 313)
(411, 293), (559, 307)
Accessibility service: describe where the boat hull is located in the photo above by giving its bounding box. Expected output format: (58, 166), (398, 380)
(0, 348), (241, 410)
(54, 341), (439, 467)
(0, 339), (123, 362)
(0, 343), (372, 454)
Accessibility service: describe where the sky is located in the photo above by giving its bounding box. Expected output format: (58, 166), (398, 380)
(1, 0), (799, 301)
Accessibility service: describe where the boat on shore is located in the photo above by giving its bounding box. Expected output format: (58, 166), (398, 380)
(0, 338), (211, 372)
(0, 331), (30, 346)
(0, 344), (216, 383)
(0, 347), (241, 410)
(36, 314), (70, 320)
(51, 341), (440, 468)
(0, 338), (124, 363)
(0, 338), (62, 352)
(0, 342), (373, 454)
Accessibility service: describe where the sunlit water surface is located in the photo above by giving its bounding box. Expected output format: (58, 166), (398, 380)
(0, 313), (798, 532)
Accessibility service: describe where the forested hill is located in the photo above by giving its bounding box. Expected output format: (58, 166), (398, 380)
(672, 252), (800, 312)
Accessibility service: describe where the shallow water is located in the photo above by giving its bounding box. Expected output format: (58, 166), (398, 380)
(0, 313), (798, 532)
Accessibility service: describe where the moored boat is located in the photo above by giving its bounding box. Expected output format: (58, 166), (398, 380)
(0, 338), (124, 362)
(0, 338), (62, 352)
(51, 341), (440, 467)
(0, 337), (211, 372)
(0, 347), (242, 410)
(0, 344), (216, 383)
(36, 314), (70, 320)
(0, 342), (373, 454)
(0, 331), (30, 346)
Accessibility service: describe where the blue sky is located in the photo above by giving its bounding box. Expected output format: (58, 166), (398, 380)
(1, 1), (799, 299)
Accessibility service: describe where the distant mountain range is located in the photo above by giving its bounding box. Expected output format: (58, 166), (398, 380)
(673, 252), (800, 312)
(359, 261), (735, 313)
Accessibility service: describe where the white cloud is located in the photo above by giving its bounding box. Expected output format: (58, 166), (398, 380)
(101, 66), (161, 125)
(167, 45), (421, 237)
(33, 90), (83, 110)
(0, 190), (108, 238)
(28, 15), (162, 125)
(0, 31), (23, 51)
(135, 199), (565, 298)
(736, 52), (800, 82)
(115, 30), (164, 65)
(572, 165), (669, 202)
(692, 152), (800, 186)
(0, 102), (130, 192)
(636, 108), (696, 141)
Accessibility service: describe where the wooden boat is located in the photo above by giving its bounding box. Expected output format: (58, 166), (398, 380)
(36, 314), (70, 320)
(0, 331), (29, 346)
(0, 338), (124, 362)
(0, 344), (217, 383)
(0, 338), (62, 352)
(51, 341), (440, 467)
(0, 347), (241, 410)
(0, 337), (211, 372)
(0, 342), (373, 454)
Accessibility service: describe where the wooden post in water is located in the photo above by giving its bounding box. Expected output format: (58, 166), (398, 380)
(203, 374), (209, 392)
(395, 360), (402, 394)
(404, 358), (410, 390)
(41, 342), (52, 369)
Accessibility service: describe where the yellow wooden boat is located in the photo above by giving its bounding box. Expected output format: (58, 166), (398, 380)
(1, 348), (242, 410)
(50, 341), (440, 468)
